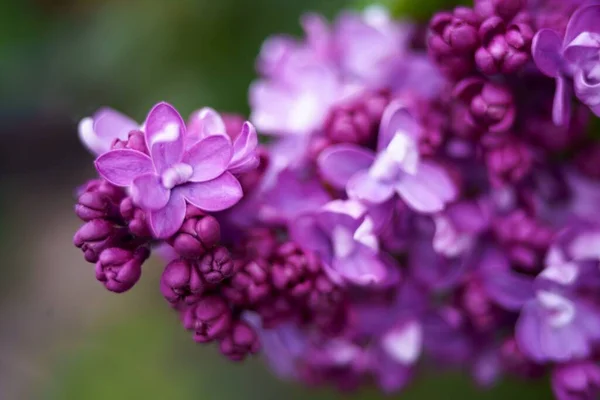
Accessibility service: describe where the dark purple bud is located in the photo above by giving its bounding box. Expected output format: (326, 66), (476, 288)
(160, 259), (205, 307)
(428, 7), (481, 79)
(198, 246), (234, 284)
(324, 90), (389, 146)
(256, 296), (294, 329)
(119, 197), (152, 237)
(271, 243), (321, 300)
(241, 227), (278, 260)
(458, 279), (501, 332)
(75, 179), (125, 222)
(576, 143), (600, 179)
(485, 139), (532, 187)
(475, 0), (525, 21)
(74, 219), (125, 263)
(219, 320), (261, 361)
(552, 362), (600, 400)
(183, 296), (232, 342)
(494, 210), (554, 273)
(454, 78), (515, 133)
(95, 247), (149, 293)
(168, 215), (221, 258)
(111, 130), (149, 154)
(223, 259), (271, 306)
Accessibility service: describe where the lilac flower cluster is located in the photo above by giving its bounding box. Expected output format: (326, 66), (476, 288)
(72, 2), (600, 398)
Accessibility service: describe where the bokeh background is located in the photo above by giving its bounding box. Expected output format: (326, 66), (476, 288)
(0, 0), (552, 398)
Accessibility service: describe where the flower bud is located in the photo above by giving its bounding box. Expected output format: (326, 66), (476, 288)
(485, 138), (532, 187)
(75, 179), (125, 222)
(198, 246), (234, 284)
(223, 259), (271, 306)
(160, 259), (205, 308)
(73, 219), (124, 263)
(95, 247), (149, 293)
(119, 197), (152, 237)
(219, 320), (261, 361)
(183, 296), (232, 342)
(111, 130), (148, 154)
(169, 215), (221, 258)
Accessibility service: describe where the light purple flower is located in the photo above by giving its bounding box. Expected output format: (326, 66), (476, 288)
(532, 4), (600, 124)
(552, 361), (600, 400)
(516, 234), (600, 363)
(291, 199), (398, 287)
(78, 108), (139, 155)
(95, 102), (248, 238)
(318, 102), (457, 213)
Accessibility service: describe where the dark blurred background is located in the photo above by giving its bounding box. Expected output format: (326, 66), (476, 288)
(0, 0), (552, 398)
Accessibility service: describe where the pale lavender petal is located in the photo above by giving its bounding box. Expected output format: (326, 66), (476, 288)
(149, 191), (186, 238)
(183, 135), (232, 182)
(332, 245), (389, 286)
(564, 4), (600, 45)
(347, 170), (395, 204)
(378, 101), (420, 151)
(78, 117), (105, 155)
(396, 162), (456, 213)
(94, 149), (153, 186)
(553, 76), (573, 126)
(574, 69), (600, 116)
(532, 29), (564, 78)
(318, 144), (375, 189)
(229, 122), (258, 173)
(178, 172), (242, 212)
(289, 214), (333, 262)
(145, 102), (185, 173)
(481, 255), (534, 311)
(131, 173), (170, 211)
(564, 32), (600, 66)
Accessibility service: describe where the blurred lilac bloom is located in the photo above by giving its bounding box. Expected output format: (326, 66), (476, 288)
(318, 102), (457, 213)
(516, 232), (600, 363)
(95, 102), (245, 238)
(291, 199), (398, 287)
(78, 108), (139, 155)
(532, 4), (600, 124)
(552, 361), (600, 400)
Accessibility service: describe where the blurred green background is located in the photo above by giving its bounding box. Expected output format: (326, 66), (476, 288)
(0, 0), (552, 399)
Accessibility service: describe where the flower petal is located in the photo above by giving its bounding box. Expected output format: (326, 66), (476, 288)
(187, 107), (227, 143)
(178, 172), (242, 211)
(229, 122), (259, 174)
(574, 69), (600, 115)
(332, 245), (389, 286)
(289, 214), (333, 262)
(396, 162), (456, 213)
(378, 100), (420, 151)
(148, 191), (186, 239)
(532, 29), (563, 78)
(94, 149), (153, 186)
(183, 135), (233, 182)
(553, 76), (573, 126)
(131, 173), (170, 211)
(564, 4), (600, 45)
(347, 170), (395, 204)
(564, 32), (600, 66)
(318, 144), (375, 189)
(144, 102), (185, 173)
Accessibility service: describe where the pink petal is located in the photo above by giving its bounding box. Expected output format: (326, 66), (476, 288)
(94, 149), (153, 186)
(318, 144), (375, 189)
(149, 191), (186, 239)
(131, 173), (170, 211)
(183, 135), (232, 182)
(347, 170), (395, 204)
(531, 29), (563, 78)
(378, 101), (420, 151)
(229, 122), (258, 173)
(188, 107), (227, 142)
(396, 162), (456, 213)
(178, 172), (243, 212)
(144, 102), (185, 173)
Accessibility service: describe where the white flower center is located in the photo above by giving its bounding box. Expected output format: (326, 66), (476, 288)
(537, 290), (575, 328)
(161, 163), (193, 189)
(382, 321), (423, 365)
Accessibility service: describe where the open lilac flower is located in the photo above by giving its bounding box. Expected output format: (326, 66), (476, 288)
(319, 102), (457, 213)
(532, 4), (600, 124)
(291, 199), (397, 287)
(95, 102), (247, 238)
(78, 108), (139, 155)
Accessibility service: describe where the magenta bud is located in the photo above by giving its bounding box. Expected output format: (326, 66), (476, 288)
(223, 259), (271, 306)
(485, 139), (532, 187)
(74, 219), (122, 263)
(183, 296), (232, 342)
(160, 259), (205, 307)
(198, 246), (234, 284)
(119, 197), (151, 237)
(111, 130), (148, 154)
(75, 179), (125, 222)
(169, 215), (221, 258)
(219, 320), (261, 361)
(95, 247), (148, 293)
